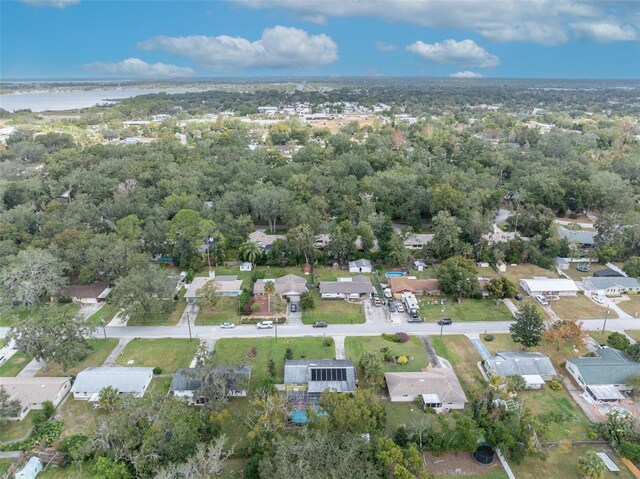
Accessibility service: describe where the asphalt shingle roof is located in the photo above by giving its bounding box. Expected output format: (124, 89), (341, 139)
(566, 348), (640, 385)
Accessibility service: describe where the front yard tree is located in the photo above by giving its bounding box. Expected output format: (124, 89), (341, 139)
(623, 256), (640, 278)
(197, 280), (219, 311)
(436, 256), (478, 303)
(7, 305), (93, 372)
(607, 332), (630, 351)
(0, 247), (67, 306)
(240, 241), (262, 268)
(510, 303), (545, 349)
(0, 385), (21, 421)
(264, 280), (275, 313)
(578, 453), (606, 479)
(486, 277), (517, 304)
(110, 266), (176, 321)
(544, 319), (586, 351)
(286, 224), (316, 265)
(300, 291), (315, 310)
(627, 343), (640, 362)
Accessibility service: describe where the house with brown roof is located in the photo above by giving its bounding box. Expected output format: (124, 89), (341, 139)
(385, 369), (467, 412)
(184, 276), (244, 302)
(254, 274), (308, 302)
(388, 277), (440, 297)
(67, 281), (111, 304)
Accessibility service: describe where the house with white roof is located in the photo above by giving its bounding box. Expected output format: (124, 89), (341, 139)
(582, 277), (640, 297)
(348, 259), (373, 273)
(385, 369), (467, 412)
(519, 277), (579, 297)
(184, 276), (244, 301)
(320, 275), (374, 300)
(71, 367), (153, 401)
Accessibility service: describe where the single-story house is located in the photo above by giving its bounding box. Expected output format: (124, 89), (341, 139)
(1, 377), (71, 420)
(412, 260), (427, 272)
(248, 231), (285, 251)
(240, 262), (253, 272)
(184, 276), (244, 301)
(320, 275), (374, 299)
(557, 226), (595, 247)
(482, 351), (557, 388)
(254, 274), (308, 302)
(582, 277), (640, 296)
(349, 259), (373, 274)
(67, 281), (111, 304)
(15, 457), (43, 479)
(71, 367), (153, 401)
(284, 359), (356, 393)
(389, 277), (440, 297)
(482, 225), (518, 245)
(519, 277), (579, 297)
(565, 347), (640, 401)
(171, 366), (252, 403)
(403, 233), (433, 250)
(384, 369), (467, 412)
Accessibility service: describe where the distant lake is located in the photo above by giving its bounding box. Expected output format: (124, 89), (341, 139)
(0, 88), (201, 112)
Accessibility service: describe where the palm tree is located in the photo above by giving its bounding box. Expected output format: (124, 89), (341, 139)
(239, 241), (262, 269)
(264, 280), (275, 313)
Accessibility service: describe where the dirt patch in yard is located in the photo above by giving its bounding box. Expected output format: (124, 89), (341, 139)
(423, 451), (504, 477)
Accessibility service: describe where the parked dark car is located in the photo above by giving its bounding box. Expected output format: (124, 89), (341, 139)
(514, 293), (523, 300)
(437, 318), (453, 326)
(290, 303), (298, 312)
(388, 300), (396, 312)
(312, 321), (328, 328)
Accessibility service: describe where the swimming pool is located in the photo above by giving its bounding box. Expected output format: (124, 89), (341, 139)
(385, 272), (405, 278)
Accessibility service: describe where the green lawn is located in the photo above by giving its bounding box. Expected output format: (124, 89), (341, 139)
(213, 337), (335, 388)
(148, 377), (172, 397)
(437, 471), (508, 479)
(0, 460), (12, 477)
(383, 400), (428, 433)
(419, 297), (513, 322)
(625, 330), (640, 342)
(195, 265), (254, 285)
(562, 263), (610, 282)
(59, 397), (104, 438)
(87, 304), (119, 326)
(550, 295), (615, 320)
(429, 335), (485, 392)
(511, 445), (634, 479)
(0, 412), (34, 443)
(0, 303), (80, 326)
(196, 296), (241, 325)
(0, 351), (33, 376)
(116, 338), (199, 373)
(38, 462), (95, 479)
(223, 398), (254, 452)
(345, 335), (429, 372)
(502, 263), (558, 284)
(618, 295), (640, 317)
(220, 458), (248, 479)
(38, 339), (118, 377)
(302, 290), (365, 324)
(589, 331), (618, 346)
(126, 299), (186, 326)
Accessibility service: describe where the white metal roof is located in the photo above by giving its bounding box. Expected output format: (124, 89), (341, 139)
(520, 278), (579, 292)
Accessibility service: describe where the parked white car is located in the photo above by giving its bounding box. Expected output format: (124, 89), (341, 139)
(535, 295), (549, 306)
(592, 295), (606, 304)
(256, 321), (274, 329)
(220, 322), (236, 329)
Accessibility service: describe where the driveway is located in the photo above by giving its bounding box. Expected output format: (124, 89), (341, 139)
(287, 305), (302, 325)
(363, 300), (389, 324)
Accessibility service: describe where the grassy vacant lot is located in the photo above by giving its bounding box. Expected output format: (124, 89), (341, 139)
(302, 290), (365, 324)
(0, 303), (80, 327)
(617, 295), (640, 317)
(38, 339), (118, 377)
(419, 297), (513, 322)
(430, 335), (484, 391)
(345, 335), (428, 372)
(196, 296), (241, 325)
(87, 304), (119, 326)
(549, 294), (614, 320)
(0, 412), (34, 443)
(625, 330), (640, 342)
(482, 333), (587, 370)
(0, 351), (32, 376)
(126, 297), (186, 327)
(213, 337), (335, 388)
(116, 338), (198, 373)
(511, 445), (634, 479)
(503, 263), (558, 284)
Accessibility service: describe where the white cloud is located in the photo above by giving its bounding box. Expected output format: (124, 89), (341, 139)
(374, 41), (396, 52)
(80, 58), (195, 78)
(21, 0), (79, 7)
(138, 26), (338, 70)
(450, 71), (484, 78)
(570, 22), (638, 42)
(234, 0), (638, 45)
(407, 39), (499, 68)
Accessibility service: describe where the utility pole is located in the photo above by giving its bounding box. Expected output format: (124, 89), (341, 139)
(602, 305), (610, 333)
(100, 317), (107, 340)
(275, 321), (278, 342)
(187, 311), (193, 341)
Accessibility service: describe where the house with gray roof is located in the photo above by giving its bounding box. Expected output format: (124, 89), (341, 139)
(254, 274), (308, 302)
(319, 275), (374, 300)
(483, 351), (557, 388)
(1, 377), (71, 420)
(582, 277), (640, 296)
(184, 276), (244, 301)
(171, 366), (251, 403)
(557, 226), (596, 247)
(284, 359), (356, 393)
(349, 259), (373, 273)
(565, 347), (640, 401)
(71, 367), (153, 401)
(385, 369), (467, 411)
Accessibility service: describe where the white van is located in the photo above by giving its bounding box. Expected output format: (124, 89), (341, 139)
(256, 321), (274, 329)
(535, 295), (549, 306)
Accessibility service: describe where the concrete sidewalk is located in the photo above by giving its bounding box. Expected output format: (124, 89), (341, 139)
(102, 337), (132, 366)
(17, 358), (45, 377)
(334, 336), (345, 359)
(178, 303), (199, 327)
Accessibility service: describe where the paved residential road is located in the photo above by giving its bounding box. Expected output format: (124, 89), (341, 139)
(1, 318), (638, 341)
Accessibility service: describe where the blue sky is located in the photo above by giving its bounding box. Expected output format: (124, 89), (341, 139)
(1, 0), (639, 79)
